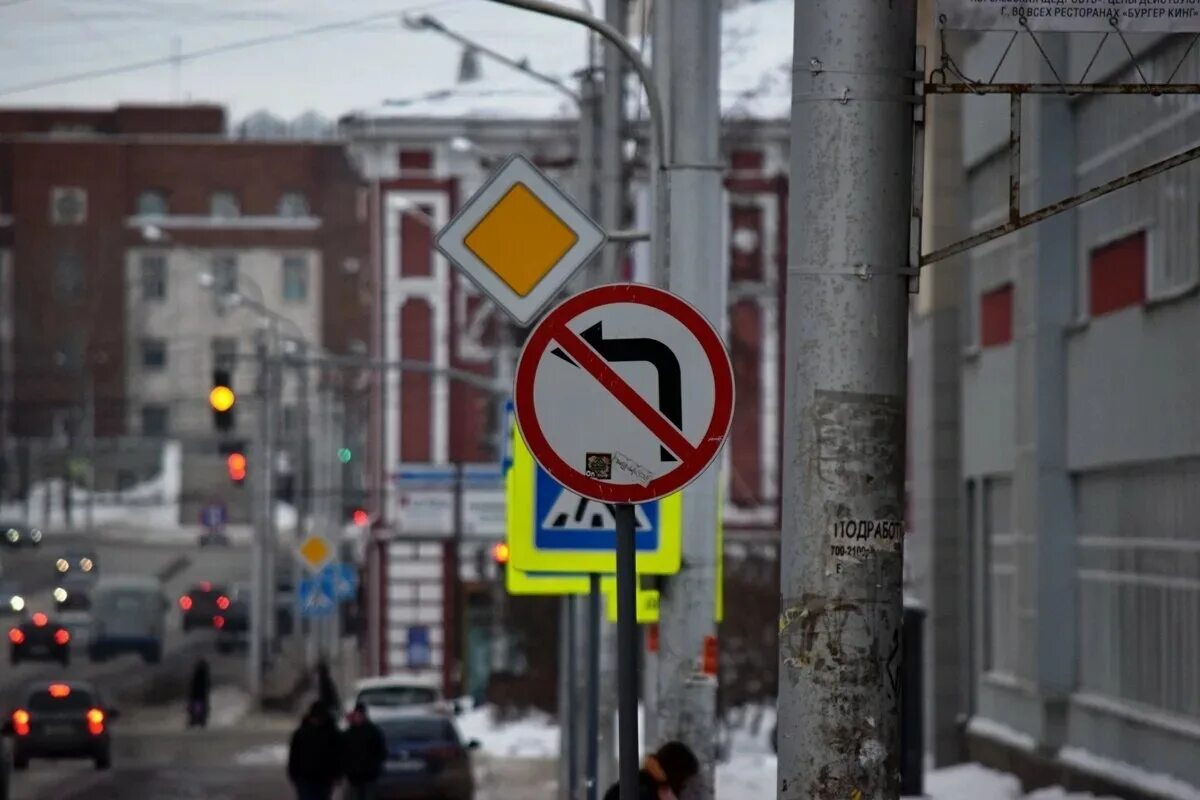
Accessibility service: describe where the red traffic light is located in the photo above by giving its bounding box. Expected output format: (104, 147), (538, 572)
(491, 542), (510, 565)
(352, 509), (369, 527)
(226, 452), (247, 483)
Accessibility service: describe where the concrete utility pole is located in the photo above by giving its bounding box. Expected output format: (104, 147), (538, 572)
(777, 2), (915, 798)
(248, 331), (270, 702)
(654, 1), (724, 796)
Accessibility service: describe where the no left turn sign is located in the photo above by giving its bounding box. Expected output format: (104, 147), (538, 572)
(513, 283), (734, 504)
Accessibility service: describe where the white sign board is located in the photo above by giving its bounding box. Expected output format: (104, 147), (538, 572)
(394, 487), (506, 538)
(513, 284), (734, 505)
(434, 154), (606, 327)
(938, 0), (1200, 31)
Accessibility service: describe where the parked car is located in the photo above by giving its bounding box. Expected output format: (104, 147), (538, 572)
(349, 675), (447, 720)
(4, 680), (119, 770)
(9, 612), (70, 666)
(373, 711), (478, 800)
(178, 582), (229, 632)
(0, 523), (41, 549)
(88, 576), (167, 663)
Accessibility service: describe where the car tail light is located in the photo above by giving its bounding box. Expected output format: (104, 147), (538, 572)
(48, 683), (71, 698)
(216, 595), (230, 610)
(86, 708), (104, 735)
(179, 595), (193, 611)
(54, 628), (70, 645)
(212, 615), (225, 629)
(32, 612), (47, 627)
(8, 628), (23, 644)
(12, 709), (29, 736)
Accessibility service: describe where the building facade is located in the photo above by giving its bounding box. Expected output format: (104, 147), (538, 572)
(0, 105), (371, 522)
(910, 29), (1200, 792)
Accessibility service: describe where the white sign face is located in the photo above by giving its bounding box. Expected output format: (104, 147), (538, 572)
(434, 154), (607, 327)
(514, 284), (734, 504)
(394, 487), (506, 538)
(938, 0), (1200, 31)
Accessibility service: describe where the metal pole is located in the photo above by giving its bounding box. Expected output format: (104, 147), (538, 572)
(586, 575), (601, 800)
(614, 503), (638, 800)
(248, 332), (268, 703)
(84, 369), (95, 534)
(567, 597), (579, 800)
(264, 327), (280, 650)
(655, 3), (723, 794)
(450, 463), (464, 698)
(778, 1), (915, 798)
(599, 0), (625, 285)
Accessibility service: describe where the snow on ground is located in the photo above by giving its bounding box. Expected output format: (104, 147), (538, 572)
(457, 706), (560, 760)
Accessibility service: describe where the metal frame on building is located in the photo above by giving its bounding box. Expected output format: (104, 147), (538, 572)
(917, 23), (1200, 269)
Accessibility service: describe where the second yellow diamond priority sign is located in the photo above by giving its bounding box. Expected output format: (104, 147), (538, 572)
(434, 154), (607, 326)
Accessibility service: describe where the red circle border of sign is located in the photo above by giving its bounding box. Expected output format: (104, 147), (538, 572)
(514, 283), (735, 504)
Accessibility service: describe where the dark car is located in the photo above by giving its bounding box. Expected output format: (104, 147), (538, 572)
(374, 713), (478, 800)
(178, 582), (229, 632)
(9, 613), (70, 666)
(0, 522), (41, 549)
(214, 583), (249, 653)
(5, 681), (119, 770)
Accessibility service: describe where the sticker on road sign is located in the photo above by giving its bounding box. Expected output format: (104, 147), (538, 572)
(514, 283), (734, 504)
(434, 154), (606, 327)
(507, 427), (681, 575)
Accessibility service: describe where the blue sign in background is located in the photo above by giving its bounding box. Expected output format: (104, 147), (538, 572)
(533, 468), (660, 552)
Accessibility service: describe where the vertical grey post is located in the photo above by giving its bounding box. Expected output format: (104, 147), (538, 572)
(557, 601), (573, 800)
(264, 328), (280, 649)
(451, 462), (464, 698)
(249, 333), (269, 702)
(613, 503), (638, 800)
(655, 1), (723, 793)
(1028, 34), (1076, 750)
(566, 597), (579, 799)
(84, 369), (95, 533)
(598, 0), (625, 285)
(778, 2), (915, 798)
(586, 575), (601, 800)
(296, 344), (311, 660)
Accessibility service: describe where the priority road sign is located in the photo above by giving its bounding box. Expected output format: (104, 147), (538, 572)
(434, 154), (607, 327)
(513, 283), (735, 505)
(506, 427), (681, 575)
(297, 535), (333, 571)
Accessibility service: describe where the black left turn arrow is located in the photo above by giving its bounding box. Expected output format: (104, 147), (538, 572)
(552, 321), (682, 462)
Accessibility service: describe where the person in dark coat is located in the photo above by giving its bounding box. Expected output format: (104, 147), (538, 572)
(602, 740), (700, 800)
(287, 701), (343, 800)
(340, 703), (387, 800)
(187, 658), (210, 728)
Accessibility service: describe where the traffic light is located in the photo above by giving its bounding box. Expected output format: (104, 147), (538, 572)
(210, 369), (236, 431)
(490, 542), (510, 565)
(226, 452), (247, 485)
(337, 447), (352, 464)
(351, 508), (369, 527)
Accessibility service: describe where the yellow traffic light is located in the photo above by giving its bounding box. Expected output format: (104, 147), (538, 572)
(209, 385), (235, 412)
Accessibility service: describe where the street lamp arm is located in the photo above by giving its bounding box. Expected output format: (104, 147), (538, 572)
(407, 13), (581, 103)
(485, 0), (666, 164)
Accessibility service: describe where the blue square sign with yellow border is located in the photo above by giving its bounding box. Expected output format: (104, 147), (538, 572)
(507, 428), (681, 575)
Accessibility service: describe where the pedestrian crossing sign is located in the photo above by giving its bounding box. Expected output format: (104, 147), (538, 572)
(505, 562), (591, 596)
(507, 428), (681, 575)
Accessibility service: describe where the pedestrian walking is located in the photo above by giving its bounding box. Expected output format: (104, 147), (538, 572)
(287, 701), (343, 800)
(187, 657), (210, 728)
(602, 741), (700, 800)
(340, 702), (387, 800)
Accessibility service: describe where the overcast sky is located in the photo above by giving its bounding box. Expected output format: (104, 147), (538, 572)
(0, 0), (592, 120)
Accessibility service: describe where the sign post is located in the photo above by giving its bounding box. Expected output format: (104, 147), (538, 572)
(512, 283), (733, 800)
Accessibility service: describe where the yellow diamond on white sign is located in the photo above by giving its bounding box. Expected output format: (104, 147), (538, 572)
(434, 154), (606, 327)
(297, 535), (332, 570)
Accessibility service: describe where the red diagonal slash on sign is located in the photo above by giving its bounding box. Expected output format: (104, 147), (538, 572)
(549, 322), (699, 463)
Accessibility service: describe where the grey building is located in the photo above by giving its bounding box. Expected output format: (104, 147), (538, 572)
(912, 26), (1200, 793)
